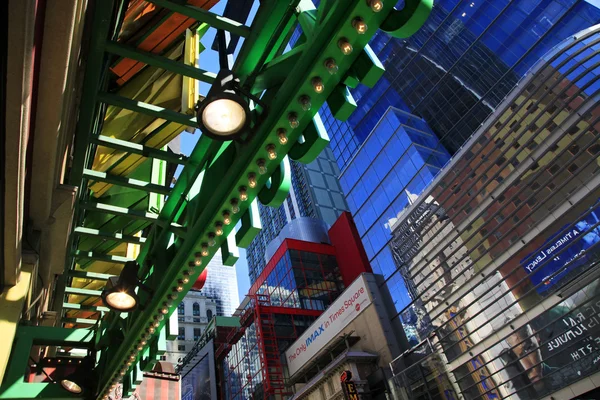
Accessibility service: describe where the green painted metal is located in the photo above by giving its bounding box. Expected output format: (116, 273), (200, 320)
(63, 303), (110, 313)
(257, 156), (291, 208)
(352, 45), (385, 88)
(62, 318), (100, 325)
(92, 135), (188, 165)
(327, 84), (357, 121)
(67, 270), (115, 281)
(8, 1), (434, 398)
(82, 169), (171, 196)
(104, 42), (216, 84)
(235, 199), (262, 249)
(381, 0), (434, 38)
(96, 92), (197, 128)
(145, 0), (250, 38)
(221, 230), (240, 266)
(288, 113), (330, 164)
(73, 227), (147, 245)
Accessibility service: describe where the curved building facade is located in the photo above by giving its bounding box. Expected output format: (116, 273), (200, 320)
(386, 25), (600, 400)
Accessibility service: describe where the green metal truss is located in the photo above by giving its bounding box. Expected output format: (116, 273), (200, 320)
(0, 0), (432, 399)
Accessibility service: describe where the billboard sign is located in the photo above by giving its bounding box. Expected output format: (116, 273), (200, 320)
(521, 202), (600, 294)
(285, 275), (372, 377)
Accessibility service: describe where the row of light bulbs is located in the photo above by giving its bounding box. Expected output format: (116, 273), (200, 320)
(101, 1), (384, 397)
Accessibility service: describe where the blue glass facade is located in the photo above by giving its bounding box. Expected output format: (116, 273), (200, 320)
(339, 108), (450, 307)
(324, 0), (600, 170)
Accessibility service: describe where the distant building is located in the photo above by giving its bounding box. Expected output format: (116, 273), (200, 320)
(246, 148), (348, 282)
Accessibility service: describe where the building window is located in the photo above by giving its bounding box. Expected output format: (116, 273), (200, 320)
(193, 317), (200, 323)
(178, 345), (186, 351)
(178, 327), (185, 340)
(193, 302), (200, 316)
(178, 302), (185, 315)
(194, 328), (201, 340)
(206, 309), (213, 320)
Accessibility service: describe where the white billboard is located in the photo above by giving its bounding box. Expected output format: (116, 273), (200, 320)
(285, 275), (372, 376)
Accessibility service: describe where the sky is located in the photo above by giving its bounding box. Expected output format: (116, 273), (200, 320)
(176, 0), (260, 304)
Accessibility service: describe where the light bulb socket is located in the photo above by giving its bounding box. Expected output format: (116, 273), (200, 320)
(277, 128), (288, 144)
(230, 199), (240, 213)
(266, 144), (277, 160)
(288, 112), (299, 128)
(324, 58), (339, 75)
(338, 38), (353, 55)
(369, 0), (383, 12)
(238, 186), (248, 201)
(298, 95), (311, 111)
(311, 77), (324, 93)
(352, 17), (368, 34)
(247, 172), (257, 188)
(257, 159), (267, 175)
(222, 210), (231, 225)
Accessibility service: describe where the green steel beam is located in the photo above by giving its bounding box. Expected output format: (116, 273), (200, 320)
(72, 251), (134, 264)
(67, 270), (115, 281)
(92, 134), (188, 164)
(104, 41), (216, 84)
(145, 0), (250, 38)
(96, 92), (197, 127)
(63, 303), (110, 313)
(73, 227), (147, 245)
(64, 287), (103, 297)
(68, 0), (115, 186)
(62, 318), (102, 325)
(83, 168), (171, 195)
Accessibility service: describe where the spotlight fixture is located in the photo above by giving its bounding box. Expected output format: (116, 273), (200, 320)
(368, 0), (383, 12)
(311, 77), (324, 93)
(298, 95), (311, 111)
(230, 199), (240, 214)
(338, 38), (353, 55)
(60, 356), (94, 394)
(239, 186), (248, 202)
(353, 17), (368, 34)
(324, 58), (338, 74)
(266, 144), (277, 160)
(223, 210), (232, 225)
(247, 173), (257, 188)
(257, 159), (267, 175)
(277, 128), (288, 145)
(288, 112), (299, 128)
(195, 31), (266, 142)
(101, 261), (144, 312)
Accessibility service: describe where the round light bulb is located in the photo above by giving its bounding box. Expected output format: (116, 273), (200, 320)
(288, 112), (299, 128)
(208, 233), (216, 247)
(298, 95), (311, 111)
(175, 285), (183, 293)
(182, 272), (190, 284)
(324, 58), (338, 75)
(129, 354), (136, 361)
(201, 244), (209, 257)
(223, 211), (231, 225)
(239, 186), (248, 202)
(201, 99), (246, 136)
(338, 38), (353, 55)
(194, 255), (202, 266)
(105, 291), (137, 311)
(120, 370), (126, 376)
(127, 361), (132, 367)
(147, 326), (155, 334)
(369, 0), (383, 12)
(137, 345), (143, 351)
(266, 144), (277, 160)
(257, 159), (267, 175)
(352, 18), (368, 34)
(230, 199), (240, 214)
(247, 173), (257, 188)
(215, 222), (224, 236)
(277, 128), (288, 145)
(187, 266), (195, 275)
(311, 77), (324, 93)
(60, 379), (83, 394)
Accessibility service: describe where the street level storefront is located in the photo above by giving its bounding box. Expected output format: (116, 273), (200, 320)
(286, 273), (403, 400)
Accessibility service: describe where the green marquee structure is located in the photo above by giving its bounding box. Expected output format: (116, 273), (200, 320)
(0, 0), (431, 398)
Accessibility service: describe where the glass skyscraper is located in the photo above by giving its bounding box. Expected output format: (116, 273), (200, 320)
(246, 148), (348, 282)
(323, 0), (600, 170)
